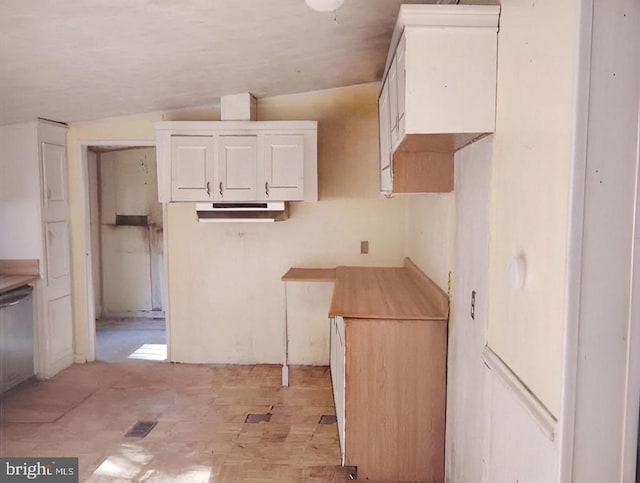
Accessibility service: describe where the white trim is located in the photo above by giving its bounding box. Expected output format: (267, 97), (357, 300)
(76, 139), (169, 363)
(154, 120), (317, 131)
(482, 346), (557, 441)
(621, 69), (640, 483)
(557, 1), (593, 481)
(100, 311), (165, 319)
(161, 202), (171, 362)
(79, 145), (96, 362)
(383, 4), (501, 75)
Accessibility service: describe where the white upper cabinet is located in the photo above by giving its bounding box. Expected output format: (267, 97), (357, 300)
(378, 5), (500, 194)
(263, 134), (304, 201)
(155, 121), (317, 203)
(217, 135), (258, 201)
(170, 136), (214, 201)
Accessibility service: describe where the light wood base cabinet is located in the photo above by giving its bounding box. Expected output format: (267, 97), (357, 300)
(330, 316), (447, 482)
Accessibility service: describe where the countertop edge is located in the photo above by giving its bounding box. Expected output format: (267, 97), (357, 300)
(0, 275), (39, 294)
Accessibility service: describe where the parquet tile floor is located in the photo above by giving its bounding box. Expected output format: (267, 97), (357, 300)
(0, 362), (354, 482)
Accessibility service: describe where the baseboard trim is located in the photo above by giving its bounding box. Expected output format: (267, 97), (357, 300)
(482, 345), (557, 441)
(100, 311), (165, 319)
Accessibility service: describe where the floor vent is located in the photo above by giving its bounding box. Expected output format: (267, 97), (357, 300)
(124, 420), (158, 438)
(319, 415), (337, 424)
(245, 413), (272, 423)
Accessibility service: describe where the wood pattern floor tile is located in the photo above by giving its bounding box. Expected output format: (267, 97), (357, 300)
(0, 362), (349, 481)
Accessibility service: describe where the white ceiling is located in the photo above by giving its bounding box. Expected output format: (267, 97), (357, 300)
(0, 0), (446, 125)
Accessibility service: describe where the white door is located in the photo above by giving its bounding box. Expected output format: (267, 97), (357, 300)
(379, 81), (393, 192)
(445, 136), (492, 481)
(170, 136), (214, 201)
(263, 134), (304, 201)
(39, 121), (74, 375)
(216, 135), (258, 201)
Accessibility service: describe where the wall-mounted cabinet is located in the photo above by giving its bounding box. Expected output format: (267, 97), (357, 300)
(155, 121), (317, 203)
(379, 4), (500, 194)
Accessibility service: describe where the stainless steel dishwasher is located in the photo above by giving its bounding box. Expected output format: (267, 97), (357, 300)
(0, 285), (34, 393)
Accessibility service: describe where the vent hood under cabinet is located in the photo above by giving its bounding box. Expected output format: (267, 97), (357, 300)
(379, 4), (500, 194)
(195, 202), (288, 223)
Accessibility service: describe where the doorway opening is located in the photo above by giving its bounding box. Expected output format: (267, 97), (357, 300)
(85, 144), (167, 363)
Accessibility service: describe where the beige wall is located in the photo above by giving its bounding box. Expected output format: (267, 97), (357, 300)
(168, 85), (407, 363)
(67, 83), (408, 362)
(487, 0), (578, 416)
(87, 151), (101, 316)
(406, 194), (455, 291)
(67, 114), (161, 360)
(99, 147), (163, 314)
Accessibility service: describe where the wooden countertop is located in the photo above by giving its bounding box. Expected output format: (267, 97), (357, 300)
(0, 259), (40, 294)
(0, 275), (39, 294)
(281, 268), (336, 282)
(328, 258), (448, 321)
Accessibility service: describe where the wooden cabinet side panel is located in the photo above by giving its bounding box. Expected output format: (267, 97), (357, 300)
(393, 151), (453, 193)
(344, 319), (447, 482)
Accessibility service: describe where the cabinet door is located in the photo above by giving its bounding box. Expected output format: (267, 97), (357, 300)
(396, 36), (406, 143)
(263, 134), (304, 200)
(388, 56), (399, 148)
(170, 136), (214, 201)
(217, 135), (258, 201)
(379, 80), (393, 193)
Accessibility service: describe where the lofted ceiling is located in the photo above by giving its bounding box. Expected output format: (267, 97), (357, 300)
(0, 0), (450, 125)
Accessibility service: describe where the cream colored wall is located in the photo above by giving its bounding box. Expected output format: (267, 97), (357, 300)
(487, 0), (578, 416)
(67, 83), (407, 362)
(168, 85), (407, 363)
(0, 122), (43, 260)
(406, 194), (455, 291)
(67, 114), (161, 360)
(100, 147), (162, 313)
(87, 151), (101, 316)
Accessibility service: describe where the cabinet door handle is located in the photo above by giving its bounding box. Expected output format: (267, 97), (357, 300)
(219, 182), (223, 197)
(206, 181), (211, 196)
(265, 181), (269, 197)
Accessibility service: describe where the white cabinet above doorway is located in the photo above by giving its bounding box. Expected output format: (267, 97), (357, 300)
(155, 121), (317, 203)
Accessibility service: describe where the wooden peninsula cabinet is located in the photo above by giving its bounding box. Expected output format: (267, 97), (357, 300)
(328, 260), (449, 482)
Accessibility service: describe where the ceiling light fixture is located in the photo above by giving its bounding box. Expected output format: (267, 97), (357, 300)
(305, 0), (345, 12)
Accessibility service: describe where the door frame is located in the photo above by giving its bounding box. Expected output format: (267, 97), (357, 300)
(558, 0), (640, 480)
(77, 140), (170, 362)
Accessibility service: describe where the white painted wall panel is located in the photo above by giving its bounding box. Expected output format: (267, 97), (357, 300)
(485, 368), (558, 483)
(571, 1), (640, 481)
(99, 147), (162, 314)
(0, 122), (43, 260)
(286, 281), (334, 365)
(87, 151), (102, 316)
(445, 136), (492, 482)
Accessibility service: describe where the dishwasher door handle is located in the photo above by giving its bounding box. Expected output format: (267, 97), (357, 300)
(0, 285), (34, 308)
(0, 298), (25, 309)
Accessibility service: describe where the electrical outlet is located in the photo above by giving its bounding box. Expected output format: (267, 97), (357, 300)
(360, 240), (369, 254)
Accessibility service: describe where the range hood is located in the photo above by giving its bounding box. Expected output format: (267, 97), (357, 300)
(196, 202), (288, 223)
